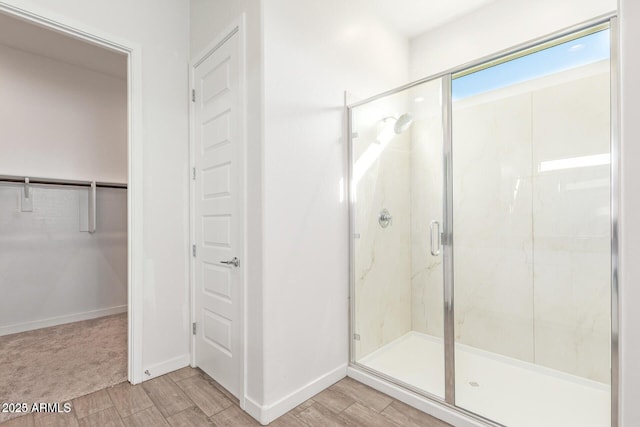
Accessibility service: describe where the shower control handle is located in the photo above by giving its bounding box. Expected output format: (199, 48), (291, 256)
(378, 209), (393, 228)
(430, 221), (441, 256)
(220, 257), (240, 267)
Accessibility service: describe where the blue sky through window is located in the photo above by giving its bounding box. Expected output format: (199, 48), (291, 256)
(452, 29), (610, 101)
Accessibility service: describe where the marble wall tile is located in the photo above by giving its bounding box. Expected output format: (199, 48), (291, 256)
(444, 67), (611, 383)
(408, 79), (445, 340)
(353, 99), (413, 360)
(451, 92), (535, 362)
(531, 72), (611, 383)
(353, 64), (611, 384)
(410, 115), (444, 338)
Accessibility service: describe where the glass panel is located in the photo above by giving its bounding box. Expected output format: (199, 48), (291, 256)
(351, 77), (445, 398)
(452, 28), (611, 426)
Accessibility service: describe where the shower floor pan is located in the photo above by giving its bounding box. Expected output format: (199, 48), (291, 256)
(358, 331), (610, 427)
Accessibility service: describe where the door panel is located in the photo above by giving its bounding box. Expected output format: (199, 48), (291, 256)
(193, 30), (242, 398)
(451, 27), (611, 427)
(350, 77), (446, 399)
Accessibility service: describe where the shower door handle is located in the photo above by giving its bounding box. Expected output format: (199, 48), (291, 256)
(430, 220), (441, 256)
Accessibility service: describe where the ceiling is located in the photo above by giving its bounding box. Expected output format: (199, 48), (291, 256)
(0, 1), (498, 78)
(369, 0), (500, 39)
(0, 12), (127, 79)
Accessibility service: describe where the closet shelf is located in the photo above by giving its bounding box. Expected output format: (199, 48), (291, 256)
(0, 174), (127, 189)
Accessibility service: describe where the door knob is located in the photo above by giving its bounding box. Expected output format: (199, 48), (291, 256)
(220, 257), (240, 267)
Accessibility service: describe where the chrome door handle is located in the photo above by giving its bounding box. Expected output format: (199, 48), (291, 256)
(220, 257), (240, 267)
(430, 221), (441, 256)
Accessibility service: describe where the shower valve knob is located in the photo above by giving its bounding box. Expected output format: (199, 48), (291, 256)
(378, 209), (392, 228)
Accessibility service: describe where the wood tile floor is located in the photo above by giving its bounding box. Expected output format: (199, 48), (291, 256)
(1, 367), (452, 426)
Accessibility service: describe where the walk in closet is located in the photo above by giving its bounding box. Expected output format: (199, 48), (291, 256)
(0, 12), (128, 422)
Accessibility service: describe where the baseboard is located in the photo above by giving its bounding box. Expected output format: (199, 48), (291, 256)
(142, 354), (190, 381)
(347, 366), (485, 427)
(0, 305), (128, 337)
(245, 363), (348, 425)
(243, 395), (265, 425)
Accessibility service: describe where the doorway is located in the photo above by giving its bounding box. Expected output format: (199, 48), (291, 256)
(0, 3), (144, 422)
(190, 24), (246, 402)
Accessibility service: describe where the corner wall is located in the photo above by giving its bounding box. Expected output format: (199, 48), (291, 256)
(192, 0), (410, 421)
(261, 0), (408, 422)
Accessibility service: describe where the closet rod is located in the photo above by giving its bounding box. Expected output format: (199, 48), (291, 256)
(0, 175), (127, 189)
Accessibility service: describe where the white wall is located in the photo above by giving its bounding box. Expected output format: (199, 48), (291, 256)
(0, 185), (127, 335)
(0, 43), (126, 183)
(0, 0), (191, 380)
(190, 0), (265, 407)
(619, 0), (640, 425)
(410, 0), (616, 80)
(261, 0), (408, 421)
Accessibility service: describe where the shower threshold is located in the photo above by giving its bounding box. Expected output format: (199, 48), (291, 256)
(358, 331), (610, 427)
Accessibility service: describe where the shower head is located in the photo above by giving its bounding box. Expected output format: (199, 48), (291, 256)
(376, 114), (414, 145)
(394, 113), (413, 134)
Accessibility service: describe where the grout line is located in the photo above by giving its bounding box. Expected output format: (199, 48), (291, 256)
(309, 400), (336, 416)
(83, 406), (124, 425)
(338, 401), (359, 415)
(290, 409), (315, 427)
(165, 371), (180, 386)
(196, 368), (240, 405)
(379, 399), (394, 414)
(165, 405), (201, 423)
(110, 383), (154, 420)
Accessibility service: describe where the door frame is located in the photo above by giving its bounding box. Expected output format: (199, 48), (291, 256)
(347, 12), (619, 427)
(0, 2), (145, 383)
(189, 15), (247, 408)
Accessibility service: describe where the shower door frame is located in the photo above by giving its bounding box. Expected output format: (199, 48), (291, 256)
(347, 12), (619, 427)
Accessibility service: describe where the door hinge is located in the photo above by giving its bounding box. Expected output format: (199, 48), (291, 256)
(353, 333), (361, 341)
(192, 322), (196, 335)
(191, 89), (196, 102)
(192, 167), (196, 180)
(192, 244), (196, 257)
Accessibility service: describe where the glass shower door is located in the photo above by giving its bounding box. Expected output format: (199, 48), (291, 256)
(350, 77), (447, 399)
(451, 25), (612, 427)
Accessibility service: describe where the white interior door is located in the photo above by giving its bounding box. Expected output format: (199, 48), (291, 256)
(192, 30), (242, 398)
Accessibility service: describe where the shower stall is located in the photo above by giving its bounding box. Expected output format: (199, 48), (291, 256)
(348, 18), (616, 427)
